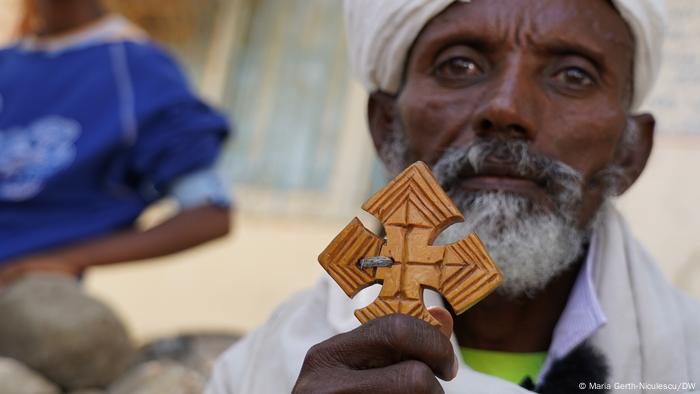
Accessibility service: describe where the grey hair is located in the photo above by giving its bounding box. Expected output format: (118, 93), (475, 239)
(377, 120), (639, 297)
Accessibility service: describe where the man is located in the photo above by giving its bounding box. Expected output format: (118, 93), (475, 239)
(209, 0), (700, 393)
(0, 0), (232, 284)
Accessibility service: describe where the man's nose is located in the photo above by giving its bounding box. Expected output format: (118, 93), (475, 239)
(471, 62), (538, 141)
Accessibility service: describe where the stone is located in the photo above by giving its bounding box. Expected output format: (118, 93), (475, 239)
(108, 361), (205, 394)
(0, 273), (136, 391)
(137, 333), (240, 377)
(0, 357), (60, 394)
(68, 391), (107, 394)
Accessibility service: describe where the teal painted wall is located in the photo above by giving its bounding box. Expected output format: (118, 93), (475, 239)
(223, 0), (350, 192)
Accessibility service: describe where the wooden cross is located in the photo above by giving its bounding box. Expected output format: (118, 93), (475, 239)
(319, 162), (502, 327)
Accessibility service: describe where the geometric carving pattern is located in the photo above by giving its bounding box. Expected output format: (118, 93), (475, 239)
(319, 162), (502, 327)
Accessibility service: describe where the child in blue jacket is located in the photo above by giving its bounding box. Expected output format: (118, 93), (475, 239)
(0, 0), (232, 284)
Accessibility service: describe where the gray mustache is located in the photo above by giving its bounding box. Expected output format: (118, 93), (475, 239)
(431, 139), (584, 204)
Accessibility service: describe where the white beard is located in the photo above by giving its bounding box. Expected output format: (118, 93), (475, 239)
(379, 123), (632, 298)
(434, 192), (587, 298)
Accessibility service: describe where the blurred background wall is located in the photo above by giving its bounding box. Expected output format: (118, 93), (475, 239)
(0, 0), (698, 342)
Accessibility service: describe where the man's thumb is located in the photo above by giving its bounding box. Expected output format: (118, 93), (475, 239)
(427, 306), (453, 338)
(427, 306), (459, 380)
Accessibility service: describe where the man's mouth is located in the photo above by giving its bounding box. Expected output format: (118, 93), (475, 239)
(431, 141), (585, 216)
(459, 175), (540, 191)
(452, 163), (551, 201)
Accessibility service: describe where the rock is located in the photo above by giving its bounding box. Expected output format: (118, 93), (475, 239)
(0, 273), (136, 390)
(108, 361), (205, 394)
(0, 357), (60, 394)
(67, 391), (107, 394)
(137, 333), (240, 377)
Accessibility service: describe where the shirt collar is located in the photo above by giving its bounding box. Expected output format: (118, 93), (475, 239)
(18, 14), (146, 54)
(538, 231), (608, 382)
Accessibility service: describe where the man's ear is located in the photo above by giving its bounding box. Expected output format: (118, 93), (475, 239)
(367, 91), (398, 154)
(615, 113), (655, 195)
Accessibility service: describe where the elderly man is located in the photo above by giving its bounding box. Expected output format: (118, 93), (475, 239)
(208, 0), (700, 392)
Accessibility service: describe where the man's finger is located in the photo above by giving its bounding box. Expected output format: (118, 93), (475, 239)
(427, 306), (459, 380)
(294, 360), (445, 394)
(0, 268), (20, 287)
(351, 360), (445, 394)
(304, 314), (455, 380)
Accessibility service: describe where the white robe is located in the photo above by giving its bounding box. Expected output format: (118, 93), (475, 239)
(207, 205), (700, 393)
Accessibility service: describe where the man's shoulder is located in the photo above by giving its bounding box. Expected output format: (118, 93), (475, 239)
(671, 287), (700, 335)
(667, 287), (700, 380)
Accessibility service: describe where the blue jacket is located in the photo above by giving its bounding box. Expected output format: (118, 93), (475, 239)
(0, 27), (229, 262)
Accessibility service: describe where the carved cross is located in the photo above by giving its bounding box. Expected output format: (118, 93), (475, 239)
(319, 162), (502, 327)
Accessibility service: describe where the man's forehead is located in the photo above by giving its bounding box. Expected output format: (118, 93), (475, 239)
(415, 0), (634, 60)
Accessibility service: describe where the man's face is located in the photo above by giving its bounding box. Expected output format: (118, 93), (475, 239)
(369, 0), (653, 296)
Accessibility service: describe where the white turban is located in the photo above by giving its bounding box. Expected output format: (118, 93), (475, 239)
(344, 0), (667, 110)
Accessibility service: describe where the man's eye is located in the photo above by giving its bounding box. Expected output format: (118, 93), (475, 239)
(555, 67), (595, 88)
(435, 57), (482, 81)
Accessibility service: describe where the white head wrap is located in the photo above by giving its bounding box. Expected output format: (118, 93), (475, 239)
(344, 0), (667, 110)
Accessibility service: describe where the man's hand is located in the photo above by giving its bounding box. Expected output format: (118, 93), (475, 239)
(292, 307), (458, 394)
(0, 204), (231, 288)
(0, 255), (81, 287)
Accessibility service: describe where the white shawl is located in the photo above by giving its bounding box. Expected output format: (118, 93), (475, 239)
(207, 205), (700, 393)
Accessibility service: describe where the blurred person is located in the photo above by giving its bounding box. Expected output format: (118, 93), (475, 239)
(208, 0), (700, 393)
(0, 0), (232, 285)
